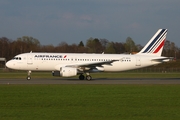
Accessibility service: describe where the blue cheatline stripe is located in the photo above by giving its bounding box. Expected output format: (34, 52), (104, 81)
(148, 30), (167, 53)
(142, 29), (166, 53)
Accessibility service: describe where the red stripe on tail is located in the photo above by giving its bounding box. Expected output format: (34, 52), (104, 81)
(153, 40), (165, 53)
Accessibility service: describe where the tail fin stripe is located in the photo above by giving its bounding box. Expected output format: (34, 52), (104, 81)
(137, 29), (167, 56)
(153, 39), (165, 53)
(147, 30), (167, 53)
(142, 29), (166, 53)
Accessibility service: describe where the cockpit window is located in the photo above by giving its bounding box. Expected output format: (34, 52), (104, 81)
(13, 57), (22, 60)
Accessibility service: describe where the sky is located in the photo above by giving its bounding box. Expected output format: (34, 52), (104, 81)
(0, 0), (180, 47)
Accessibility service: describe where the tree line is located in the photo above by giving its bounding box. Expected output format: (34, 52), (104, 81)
(0, 36), (179, 61)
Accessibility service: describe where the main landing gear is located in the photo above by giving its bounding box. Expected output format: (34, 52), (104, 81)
(26, 71), (31, 80)
(26, 71), (92, 81)
(79, 73), (92, 81)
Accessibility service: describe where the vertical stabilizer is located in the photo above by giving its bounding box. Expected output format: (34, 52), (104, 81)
(138, 29), (167, 56)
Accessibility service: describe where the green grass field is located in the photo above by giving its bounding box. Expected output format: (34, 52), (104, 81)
(0, 85), (180, 120)
(0, 72), (180, 119)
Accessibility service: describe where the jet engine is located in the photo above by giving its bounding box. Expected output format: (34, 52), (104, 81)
(52, 67), (77, 77)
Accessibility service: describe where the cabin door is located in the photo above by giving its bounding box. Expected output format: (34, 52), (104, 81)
(136, 57), (141, 66)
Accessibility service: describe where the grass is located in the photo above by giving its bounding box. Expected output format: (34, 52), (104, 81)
(1, 71), (180, 119)
(0, 85), (180, 120)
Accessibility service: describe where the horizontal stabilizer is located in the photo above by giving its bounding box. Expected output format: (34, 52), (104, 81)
(151, 57), (173, 62)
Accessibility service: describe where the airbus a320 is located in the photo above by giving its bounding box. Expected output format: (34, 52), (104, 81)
(6, 29), (170, 80)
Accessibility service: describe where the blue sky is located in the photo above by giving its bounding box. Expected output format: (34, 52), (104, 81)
(0, 0), (180, 47)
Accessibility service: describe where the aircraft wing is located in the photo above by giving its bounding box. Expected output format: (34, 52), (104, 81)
(54, 59), (119, 71)
(65, 60), (118, 68)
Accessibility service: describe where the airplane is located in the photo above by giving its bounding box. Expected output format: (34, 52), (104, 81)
(6, 29), (170, 80)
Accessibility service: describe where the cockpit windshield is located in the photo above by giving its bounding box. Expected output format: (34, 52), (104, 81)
(13, 57), (21, 60)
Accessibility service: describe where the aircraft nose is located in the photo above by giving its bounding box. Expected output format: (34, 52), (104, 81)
(6, 61), (14, 69)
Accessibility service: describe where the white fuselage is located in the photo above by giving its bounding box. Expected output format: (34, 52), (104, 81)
(6, 52), (162, 72)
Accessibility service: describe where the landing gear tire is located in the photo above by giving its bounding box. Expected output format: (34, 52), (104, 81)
(27, 71), (31, 80)
(26, 76), (31, 80)
(79, 74), (85, 80)
(86, 75), (92, 81)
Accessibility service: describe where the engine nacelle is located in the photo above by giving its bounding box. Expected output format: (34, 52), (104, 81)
(52, 67), (77, 77)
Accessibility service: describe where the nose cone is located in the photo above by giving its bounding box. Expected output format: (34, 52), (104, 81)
(6, 61), (14, 69)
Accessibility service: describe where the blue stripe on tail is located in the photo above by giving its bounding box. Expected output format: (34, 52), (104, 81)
(142, 29), (166, 53)
(147, 30), (167, 53)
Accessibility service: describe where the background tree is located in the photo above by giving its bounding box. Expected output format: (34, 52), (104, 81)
(113, 42), (125, 54)
(77, 41), (87, 53)
(136, 44), (143, 52)
(100, 39), (109, 52)
(124, 37), (137, 53)
(163, 40), (179, 59)
(17, 36), (40, 52)
(105, 42), (116, 53)
(0, 37), (11, 60)
(86, 38), (103, 53)
(55, 42), (69, 52)
(78, 41), (84, 47)
(40, 45), (55, 52)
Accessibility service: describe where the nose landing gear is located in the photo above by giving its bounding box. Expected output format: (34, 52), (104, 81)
(26, 71), (31, 80)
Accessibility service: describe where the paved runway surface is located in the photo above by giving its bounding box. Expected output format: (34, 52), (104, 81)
(0, 78), (180, 84)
